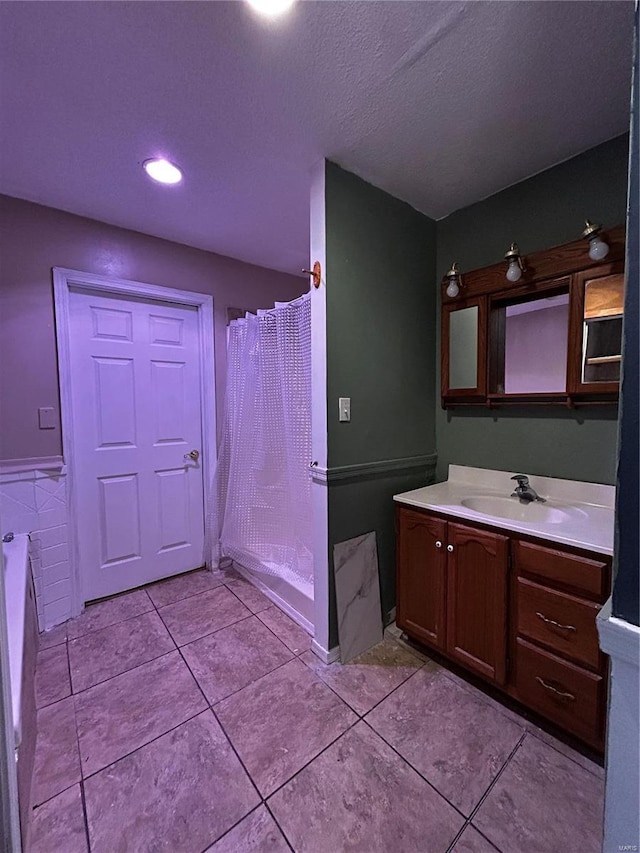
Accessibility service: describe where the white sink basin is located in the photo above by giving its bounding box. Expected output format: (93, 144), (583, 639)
(460, 496), (588, 525)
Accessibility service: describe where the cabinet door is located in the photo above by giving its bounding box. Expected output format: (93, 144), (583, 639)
(441, 296), (487, 402)
(446, 523), (509, 684)
(567, 261), (625, 397)
(396, 509), (447, 651)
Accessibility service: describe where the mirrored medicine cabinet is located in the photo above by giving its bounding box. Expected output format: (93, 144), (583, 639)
(441, 226), (626, 407)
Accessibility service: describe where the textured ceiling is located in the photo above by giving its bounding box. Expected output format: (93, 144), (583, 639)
(0, 1), (634, 274)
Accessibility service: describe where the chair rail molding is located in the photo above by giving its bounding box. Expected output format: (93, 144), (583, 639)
(310, 453), (437, 485)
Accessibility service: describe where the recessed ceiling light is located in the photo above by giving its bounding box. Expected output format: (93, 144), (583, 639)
(143, 158), (183, 185)
(247, 0), (296, 17)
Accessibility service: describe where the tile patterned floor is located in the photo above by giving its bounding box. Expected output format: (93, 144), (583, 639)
(29, 568), (605, 852)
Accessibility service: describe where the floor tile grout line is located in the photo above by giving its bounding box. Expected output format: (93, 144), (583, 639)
(295, 651), (424, 720)
(175, 636), (226, 720)
(172, 624), (282, 809)
(211, 654), (311, 714)
(207, 705), (268, 804)
(357, 717), (471, 824)
(33, 683), (93, 847)
(78, 704), (209, 784)
(78, 778), (93, 853)
(465, 824), (503, 852)
(293, 653), (367, 717)
(262, 715), (363, 804)
(168, 610), (257, 650)
(444, 731), (529, 853)
(383, 628), (435, 668)
(205, 654), (363, 806)
(393, 632), (604, 776)
(207, 650), (296, 710)
(70, 648), (179, 700)
(149, 579), (230, 612)
(193, 804), (265, 853)
(31, 776), (81, 813)
(524, 726), (605, 780)
(264, 800), (296, 852)
(67, 604), (157, 643)
(402, 634), (604, 778)
(252, 607), (313, 657)
(37, 636), (67, 651)
(72, 574), (308, 671)
(69, 638), (178, 696)
(357, 661), (427, 720)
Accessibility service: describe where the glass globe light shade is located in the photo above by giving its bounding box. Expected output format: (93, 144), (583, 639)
(506, 259), (523, 282)
(446, 279), (460, 298)
(588, 236), (610, 261)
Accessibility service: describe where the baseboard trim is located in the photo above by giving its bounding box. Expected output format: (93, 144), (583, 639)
(311, 639), (341, 664)
(310, 453), (437, 485)
(231, 562), (314, 637)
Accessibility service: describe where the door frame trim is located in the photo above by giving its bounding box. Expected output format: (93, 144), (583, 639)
(53, 267), (217, 614)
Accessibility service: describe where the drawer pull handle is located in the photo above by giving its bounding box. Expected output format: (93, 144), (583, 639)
(535, 611), (576, 633)
(535, 676), (576, 701)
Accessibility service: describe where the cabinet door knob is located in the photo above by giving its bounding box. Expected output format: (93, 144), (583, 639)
(435, 540), (442, 548)
(447, 544), (454, 553)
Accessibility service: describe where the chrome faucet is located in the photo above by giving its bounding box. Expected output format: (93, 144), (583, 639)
(510, 475), (546, 503)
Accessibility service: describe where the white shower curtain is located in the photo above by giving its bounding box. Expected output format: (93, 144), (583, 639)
(208, 293), (313, 587)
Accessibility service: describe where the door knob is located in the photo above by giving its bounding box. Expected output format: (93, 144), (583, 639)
(435, 540), (443, 548)
(447, 544), (454, 552)
(184, 449), (200, 462)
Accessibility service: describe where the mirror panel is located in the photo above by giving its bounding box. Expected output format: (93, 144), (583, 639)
(503, 293), (569, 394)
(582, 274), (624, 384)
(449, 305), (478, 389)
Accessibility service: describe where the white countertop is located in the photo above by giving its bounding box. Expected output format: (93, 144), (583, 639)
(394, 465), (615, 556)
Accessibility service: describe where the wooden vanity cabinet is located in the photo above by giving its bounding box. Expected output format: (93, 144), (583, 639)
(446, 523), (509, 685)
(510, 540), (610, 751)
(396, 508), (509, 685)
(396, 504), (610, 751)
(396, 509), (447, 651)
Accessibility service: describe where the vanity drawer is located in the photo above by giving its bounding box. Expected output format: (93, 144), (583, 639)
(516, 577), (601, 670)
(515, 638), (603, 748)
(513, 540), (608, 600)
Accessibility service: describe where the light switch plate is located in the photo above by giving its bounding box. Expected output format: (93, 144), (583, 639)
(38, 407), (56, 429)
(338, 397), (351, 422)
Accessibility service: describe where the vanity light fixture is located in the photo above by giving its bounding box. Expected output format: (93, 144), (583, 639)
(504, 243), (525, 283)
(582, 220), (610, 261)
(445, 262), (462, 298)
(142, 158), (183, 185)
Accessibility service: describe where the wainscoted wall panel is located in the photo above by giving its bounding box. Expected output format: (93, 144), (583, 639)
(0, 467), (70, 630)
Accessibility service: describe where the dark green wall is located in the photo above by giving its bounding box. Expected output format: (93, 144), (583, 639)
(326, 162), (437, 466)
(325, 162), (437, 645)
(435, 134), (630, 484)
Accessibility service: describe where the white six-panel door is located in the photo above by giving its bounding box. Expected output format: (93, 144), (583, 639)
(68, 287), (205, 602)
